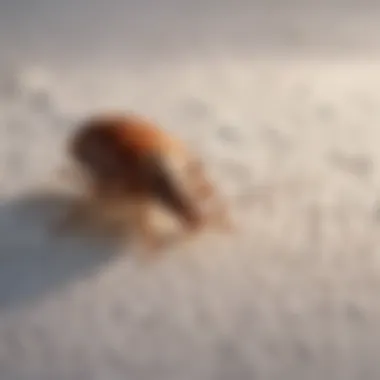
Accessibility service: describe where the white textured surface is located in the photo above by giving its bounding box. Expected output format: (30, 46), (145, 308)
(2, 2), (380, 380)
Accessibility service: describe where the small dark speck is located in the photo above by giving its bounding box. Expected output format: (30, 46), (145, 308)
(373, 205), (380, 223)
(261, 125), (292, 153)
(329, 151), (373, 179)
(141, 312), (160, 330)
(222, 161), (251, 184)
(350, 93), (374, 113)
(6, 151), (25, 176)
(103, 348), (126, 370)
(110, 305), (126, 323)
(316, 104), (335, 122)
(5, 120), (25, 136)
(345, 302), (365, 324)
(295, 340), (313, 362)
(182, 98), (210, 121)
(293, 83), (311, 100)
(50, 114), (74, 134)
(27, 89), (54, 113)
(217, 125), (241, 144)
(217, 337), (237, 359)
(5, 120), (36, 143)
(0, 75), (24, 100)
(216, 338), (254, 380)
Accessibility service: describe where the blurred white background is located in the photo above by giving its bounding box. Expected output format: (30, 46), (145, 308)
(1, 1), (380, 380)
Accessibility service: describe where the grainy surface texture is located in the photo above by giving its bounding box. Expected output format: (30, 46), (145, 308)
(1, 1), (380, 379)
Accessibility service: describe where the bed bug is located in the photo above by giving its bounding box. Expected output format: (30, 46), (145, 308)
(56, 112), (234, 253)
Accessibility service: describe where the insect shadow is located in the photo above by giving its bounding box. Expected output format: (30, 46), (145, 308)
(0, 189), (134, 311)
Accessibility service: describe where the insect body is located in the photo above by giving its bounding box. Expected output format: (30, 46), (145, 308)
(58, 112), (233, 253)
